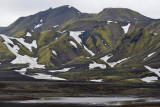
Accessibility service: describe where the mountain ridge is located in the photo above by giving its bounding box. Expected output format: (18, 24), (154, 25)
(0, 5), (154, 36)
(0, 5), (160, 83)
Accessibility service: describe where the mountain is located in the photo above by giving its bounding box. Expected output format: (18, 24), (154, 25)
(0, 5), (159, 83)
(0, 6), (152, 36)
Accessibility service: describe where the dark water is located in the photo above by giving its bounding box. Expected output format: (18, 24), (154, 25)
(7, 96), (160, 106)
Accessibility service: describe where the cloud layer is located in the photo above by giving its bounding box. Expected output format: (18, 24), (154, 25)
(0, 0), (160, 26)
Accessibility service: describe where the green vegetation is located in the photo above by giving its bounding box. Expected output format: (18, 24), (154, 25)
(0, 6), (160, 83)
(66, 56), (91, 65)
(13, 29), (27, 38)
(38, 30), (59, 47)
(93, 25), (112, 46)
(38, 47), (56, 68)
(38, 33), (91, 68)
(55, 65), (152, 83)
(0, 38), (16, 62)
(0, 64), (28, 70)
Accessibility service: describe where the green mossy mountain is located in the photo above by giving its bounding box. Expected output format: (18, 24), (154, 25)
(0, 5), (160, 83)
(100, 21), (160, 68)
(0, 6), (152, 36)
(0, 37), (16, 62)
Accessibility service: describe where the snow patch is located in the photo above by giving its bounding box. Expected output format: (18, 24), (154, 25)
(154, 33), (158, 36)
(34, 24), (43, 29)
(14, 38), (37, 51)
(70, 41), (78, 48)
(26, 32), (32, 37)
(90, 79), (103, 82)
(144, 52), (156, 60)
(0, 34), (45, 69)
(100, 54), (129, 67)
(15, 68), (27, 75)
(59, 30), (67, 33)
(82, 43), (95, 56)
(70, 31), (95, 56)
(148, 52), (156, 57)
(40, 19), (43, 23)
(15, 69), (66, 81)
(68, 5), (72, 8)
(70, 31), (83, 45)
(14, 68), (67, 81)
(52, 50), (57, 56)
(100, 54), (113, 62)
(12, 56), (45, 69)
(89, 61), (106, 69)
(134, 18), (139, 20)
(107, 21), (117, 24)
(49, 68), (72, 73)
(108, 58), (129, 68)
(53, 25), (59, 28)
(55, 37), (58, 40)
(29, 73), (67, 81)
(145, 66), (160, 77)
(107, 21), (113, 24)
(141, 76), (158, 83)
(107, 21), (118, 24)
(122, 23), (130, 34)
(34, 19), (43, 29)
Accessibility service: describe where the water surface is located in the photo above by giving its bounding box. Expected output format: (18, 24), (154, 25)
(9, 96), (160, 106)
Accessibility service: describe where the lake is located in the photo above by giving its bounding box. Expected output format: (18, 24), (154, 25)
(6, 96), (160, 106)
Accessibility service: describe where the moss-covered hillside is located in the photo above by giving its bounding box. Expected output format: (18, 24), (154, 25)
(0, 5), (160, 83)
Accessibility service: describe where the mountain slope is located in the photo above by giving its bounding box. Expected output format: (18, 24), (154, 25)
(0, 6), (159, 83)
(0, 6), (152, 36)
(1, 5), (80, 36)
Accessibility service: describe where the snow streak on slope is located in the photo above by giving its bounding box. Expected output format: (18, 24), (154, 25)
(14, 38), (37, 52)
(49, 68), (72, 73)
(70, 41), (78, 48)
(141, 76), (158, 83)
(1, 32), (37, 52)
(34, 19), (43, 29)
(100, 55), (129, 67)
(89, 61), (106, 69)
(34, 24), (43, 29)
(0, 34), (45, 69)
(145, 66), (160, 77)
(52, 50), (57, 55)
(53, 25), (59, 28)
(70, 31), (83, 45)
(29, 73), (67, 81)
(15, 68), (27, 75)
(14, 68), (68, 81)
(107, 21), (118, 24)
(26, 32), (32, 37)
(144, 52), (156, 60)
(122, 23), (130, 34)
(90, 79), (103, 82)
(70, 31), (95, 56)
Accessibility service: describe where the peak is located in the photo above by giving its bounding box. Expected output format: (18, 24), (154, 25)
(98, 8), (151, 21)
(54, 5), (74, 9)
(52, 5), (80, 12)
(101, 8), (137, 13)
(48, 7), (53, 10)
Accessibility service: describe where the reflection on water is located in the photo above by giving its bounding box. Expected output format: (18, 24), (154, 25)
(9, 97), (160, 106)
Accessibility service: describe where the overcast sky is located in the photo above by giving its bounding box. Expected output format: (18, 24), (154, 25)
(0, 0), (160, 27)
